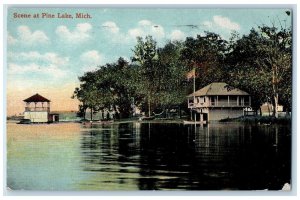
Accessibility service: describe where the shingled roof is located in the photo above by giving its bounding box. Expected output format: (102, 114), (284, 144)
(188, 82), (249, 97)
(23, 93), (50, 102)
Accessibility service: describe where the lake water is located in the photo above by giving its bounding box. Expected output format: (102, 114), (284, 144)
(6, 121), (291, 191)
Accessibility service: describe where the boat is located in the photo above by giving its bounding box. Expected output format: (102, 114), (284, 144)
(138, 116), (155, 121)
(82, 120), (114, 125)
(183, 120), (206, 125)
(92, 120), (114, 125)
(17, 119), (31, 124)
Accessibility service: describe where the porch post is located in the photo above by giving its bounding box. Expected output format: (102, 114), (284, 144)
(249, 96), (251, 106)
(208, 110), (209, 122)
(228, 96), (229, 106)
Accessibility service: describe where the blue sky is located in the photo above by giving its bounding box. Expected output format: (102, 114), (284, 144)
(6, 7), (292, 115)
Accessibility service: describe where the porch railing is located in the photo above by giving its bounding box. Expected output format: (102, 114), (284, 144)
(25, 107), (50, 112)
(189, 102), (250, 108)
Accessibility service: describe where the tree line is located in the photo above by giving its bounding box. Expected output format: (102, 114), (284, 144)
(72, 24), (292, 120)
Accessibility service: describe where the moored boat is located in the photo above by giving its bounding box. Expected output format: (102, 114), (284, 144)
(17, 119), (31, 124)
(183, 120), (206, 125)
(82, 120), (114, 125)
(138, 116), (155, 121)
(92, 120), (114, 125)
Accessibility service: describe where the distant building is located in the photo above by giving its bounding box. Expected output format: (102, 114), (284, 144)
(187, 82), (251, 122)
(260, 102), (284, 116)
(23, 93), (59, 123)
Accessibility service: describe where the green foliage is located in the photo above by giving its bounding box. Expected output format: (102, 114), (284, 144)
(131, 37), (190, 115)
(73, 22), (292, 119)
(131, 36), (159, 116)
(180, 32), (229, 90)
(73, 58), (142, 119)
(227, 24), (292, 115)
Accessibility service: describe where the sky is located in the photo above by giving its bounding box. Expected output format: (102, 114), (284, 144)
(6, 7), (292, 116)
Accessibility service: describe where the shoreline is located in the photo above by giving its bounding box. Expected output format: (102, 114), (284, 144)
(219, 115), (291, 125)
(7, 115), (291, 126)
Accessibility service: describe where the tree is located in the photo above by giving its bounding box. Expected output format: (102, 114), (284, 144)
(73, 57), (143, 120)
(259, 25), (292, 116)
(103, 58), (143, 118)
(72, 71), (105, 120)
(132, 36), (159, 117)
(155, 41), (188, 114)
(180, 32), (229, 91)
(227, 24), (292, 117)
(72, 88), (88, 120)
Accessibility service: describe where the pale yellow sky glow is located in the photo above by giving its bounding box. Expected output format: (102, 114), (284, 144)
(7, 81), (79, 116)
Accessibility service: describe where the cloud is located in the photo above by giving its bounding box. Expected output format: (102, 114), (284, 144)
(101, 21), (131, 44)
(18, 26), (50, 44)
(80, 50), (102, 64)
(102, 20), (165, 44)
(8, 62), (66, 77)
(8, 26), (50, 46)
(8, 33), (17, 45)
(42, 53), (69, 66)
(7, 51), (69, 77)
(170, 30), (186, 41)
(138, 20), (152, 26)
(102, 21), (129, 43)
(56, 23), (92, 43)
(128, 28), (145, 38)
(128, 20), (165, 39)
(102, 21), (120, 34)
(80, 50), (104, 71)
(8, 51), (69, 66)
(203, 21), (213, 28)
(203, 16), (240, 31)
(212, 15), (240, 31)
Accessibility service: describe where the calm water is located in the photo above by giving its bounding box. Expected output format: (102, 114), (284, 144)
(7, 121), (291, 191)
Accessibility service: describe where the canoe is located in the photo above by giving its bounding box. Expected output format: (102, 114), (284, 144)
(17, 119), (31, 124)
(183, 120), (206, 125)
(138, 116), (155, 121)
(92, 120), (114, 124)
(82, 120), (114, 125)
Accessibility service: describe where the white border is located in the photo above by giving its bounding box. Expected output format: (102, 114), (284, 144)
(1, 0), (299, 199)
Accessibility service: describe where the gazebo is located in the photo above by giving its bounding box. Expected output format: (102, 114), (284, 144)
(23, 93), (51, 123)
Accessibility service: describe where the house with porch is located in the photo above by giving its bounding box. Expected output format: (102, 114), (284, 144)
(23, 93), (59, 123)
(187, 82), (251, 122)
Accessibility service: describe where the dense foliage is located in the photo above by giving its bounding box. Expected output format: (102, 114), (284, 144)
(73, 24), (292, 119)
(226, 25), (292, 116)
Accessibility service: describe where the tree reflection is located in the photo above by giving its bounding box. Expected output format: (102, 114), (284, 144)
(79, 122), (291, 190)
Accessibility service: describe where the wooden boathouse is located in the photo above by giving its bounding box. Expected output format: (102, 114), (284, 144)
(187, 82), (251, 122)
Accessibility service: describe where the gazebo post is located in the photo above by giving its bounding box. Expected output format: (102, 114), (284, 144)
(47, 102), (50, 112)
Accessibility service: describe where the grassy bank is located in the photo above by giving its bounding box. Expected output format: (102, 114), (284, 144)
(220, 115), (291, 125)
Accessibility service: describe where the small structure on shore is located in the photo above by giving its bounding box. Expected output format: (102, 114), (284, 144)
(23, 93), (59, 123)
(260, 102), (284, 116)
(187, 82), (251, 122)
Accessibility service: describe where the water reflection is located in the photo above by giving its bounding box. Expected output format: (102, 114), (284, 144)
(6, 121), (291, 190)
(79, 122), (291, 190)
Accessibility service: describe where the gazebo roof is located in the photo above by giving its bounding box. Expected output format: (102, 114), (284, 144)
(188, 82), (249, 97)
(23, 93), (50, 102)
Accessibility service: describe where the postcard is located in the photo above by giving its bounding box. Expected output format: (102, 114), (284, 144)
(5, 6), (293, 192)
